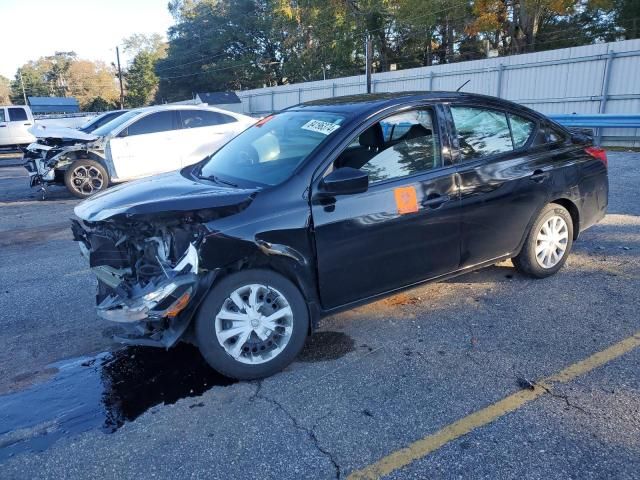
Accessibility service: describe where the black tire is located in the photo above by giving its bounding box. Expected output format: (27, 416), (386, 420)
(194, 269), (309, 380)
(513, 203), (574, 278)
(64, 159), (108, 198)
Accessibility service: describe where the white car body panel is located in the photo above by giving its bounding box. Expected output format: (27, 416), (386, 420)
(108, 130), (182, 181)
(178, 120), (254, 168)
(104, 106), (256, 183)
(28, 124), (98, 141)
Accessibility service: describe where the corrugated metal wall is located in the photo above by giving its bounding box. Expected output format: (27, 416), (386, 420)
(236, 39), (640, 146)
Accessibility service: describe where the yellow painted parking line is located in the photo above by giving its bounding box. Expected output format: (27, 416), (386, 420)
(347, 331), (640, 480)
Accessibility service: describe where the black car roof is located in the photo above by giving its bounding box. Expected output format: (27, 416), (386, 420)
(287, 91), (542, 119)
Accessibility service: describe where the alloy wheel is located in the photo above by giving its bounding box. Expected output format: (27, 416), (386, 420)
(535, 215), (569, 269)
(214, 283), (294, 365)
(71, 165), (104, 195)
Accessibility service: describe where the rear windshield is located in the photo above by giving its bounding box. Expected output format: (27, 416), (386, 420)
(197, 111), (347, 186)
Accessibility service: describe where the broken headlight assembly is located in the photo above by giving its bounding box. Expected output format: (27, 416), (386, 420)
(95, 244), (199, 323)
(72, 218), (209, 341)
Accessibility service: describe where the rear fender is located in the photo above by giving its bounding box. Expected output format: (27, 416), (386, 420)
(514, 195), (580, 256)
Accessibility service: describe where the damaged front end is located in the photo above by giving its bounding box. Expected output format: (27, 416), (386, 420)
(71, 216), (215, 347)
(24, 135), (105, 194)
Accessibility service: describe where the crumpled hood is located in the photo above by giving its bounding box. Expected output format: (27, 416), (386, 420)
(74, 170), (258, 222)
(29, 124), (98, 142)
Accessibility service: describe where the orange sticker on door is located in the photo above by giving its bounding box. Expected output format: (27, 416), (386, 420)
(394, 186), (419, 214)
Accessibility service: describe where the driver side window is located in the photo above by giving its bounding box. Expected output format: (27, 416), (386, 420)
(333, 108), (441, 183)
(125, 111), (175, 136)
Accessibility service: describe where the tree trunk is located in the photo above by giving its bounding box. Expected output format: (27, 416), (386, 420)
(513, 0), (542, 53)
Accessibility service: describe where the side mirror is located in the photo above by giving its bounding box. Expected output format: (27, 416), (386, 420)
(118, 128), (128, 138)
(318, 167), (369, 196)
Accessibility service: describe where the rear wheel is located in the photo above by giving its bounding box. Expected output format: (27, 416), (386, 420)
(513, 203), (574, 278)
(194, 269), (309, 380)
(64, 159), (108, 198)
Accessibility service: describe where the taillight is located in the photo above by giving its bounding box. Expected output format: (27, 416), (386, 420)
(585, 146), (607, 167)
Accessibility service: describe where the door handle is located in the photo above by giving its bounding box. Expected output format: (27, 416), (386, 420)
(0, 125), (6, 128)
(422, 194), (451, 208)
(530, 169), (549, 183)
(24, 123), (32, 126)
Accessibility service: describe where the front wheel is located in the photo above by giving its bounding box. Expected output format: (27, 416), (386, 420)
(513, 203), (574, 278)
(64, 159), (108, 198)
(194, 269), (309, 380)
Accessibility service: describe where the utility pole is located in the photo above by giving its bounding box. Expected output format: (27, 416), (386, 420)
(365, 31), (372, 93)
(116, 46), (124, 109)
(18, 70), (28, 105)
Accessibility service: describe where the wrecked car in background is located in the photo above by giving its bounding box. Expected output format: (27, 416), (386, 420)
(24, 105), (255, 199)
(72, 92), (608, 380)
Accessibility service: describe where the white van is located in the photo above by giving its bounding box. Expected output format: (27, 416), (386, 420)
(0, 105), (36, 147)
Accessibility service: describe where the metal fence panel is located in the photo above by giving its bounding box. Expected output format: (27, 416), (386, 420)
(237, 39), (640, 145)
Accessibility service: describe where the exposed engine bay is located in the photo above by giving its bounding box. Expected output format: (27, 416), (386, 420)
(24, 135), (106, 198)
(71, 216), (215, 347)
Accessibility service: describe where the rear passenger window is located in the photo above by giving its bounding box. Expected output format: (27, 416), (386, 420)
(8, 107), (28, 122)
(180, 110), (236, 129)
(451, 106), (512, 160)
(508, 114), (535, 148)
(548, 126), (565, 143)
(127, 111), (175, 136)
(334, 108), (441, 183)
(532, 123), (567, 146)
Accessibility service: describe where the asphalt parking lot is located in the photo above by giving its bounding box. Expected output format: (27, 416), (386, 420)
(0, 152), (639, 479)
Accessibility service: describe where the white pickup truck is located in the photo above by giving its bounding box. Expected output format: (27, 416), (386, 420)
(0, 105), (97, 148)
(0, 105), (35, 147)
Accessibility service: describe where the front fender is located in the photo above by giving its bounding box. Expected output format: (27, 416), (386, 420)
(198, 227), (321, 330)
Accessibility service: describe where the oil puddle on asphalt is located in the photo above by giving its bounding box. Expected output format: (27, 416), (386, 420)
(0, 332), (355, 462)
(0, 343), (234, 462)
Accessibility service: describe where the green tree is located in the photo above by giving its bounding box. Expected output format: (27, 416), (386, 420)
(122, 33), (166, 57)
(10, 63), (49, 104)
(44, 51), (77, 96)
(157, 0), (273, 100)
(125, 51), (161, 107)
(0, 75), (12, 104)
(615, 0), (640, 38)
(155, 0), (628, 100)
(121, 33), (167, 107)
(85, 96), (118, 112)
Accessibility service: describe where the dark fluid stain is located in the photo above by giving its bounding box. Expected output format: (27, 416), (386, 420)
(298, 331), (355, 362)
(0, 343), (234, 462)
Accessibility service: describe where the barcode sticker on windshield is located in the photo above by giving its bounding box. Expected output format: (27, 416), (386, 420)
(301, 120), (341, 135)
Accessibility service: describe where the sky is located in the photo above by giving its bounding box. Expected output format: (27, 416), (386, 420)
(0, 0), (174, 79)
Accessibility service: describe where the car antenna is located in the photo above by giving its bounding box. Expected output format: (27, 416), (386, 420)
(456, 80), (471, 92)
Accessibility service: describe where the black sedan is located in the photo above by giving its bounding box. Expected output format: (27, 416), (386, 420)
(71, 92), (609, 379)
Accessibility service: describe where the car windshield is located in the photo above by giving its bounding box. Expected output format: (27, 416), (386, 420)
(197, 111), (347, 186)
(79, 111), (125, 133)
(91, 110), (141, 137)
